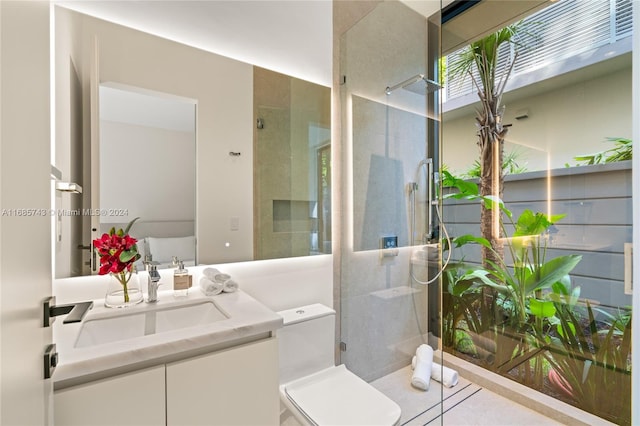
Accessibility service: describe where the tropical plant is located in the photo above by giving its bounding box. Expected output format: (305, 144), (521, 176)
(442, 171), (581, 380)
(441, 257), (500, 367)
(545, 300), (632, 425)
(463, 149), (528, 179)
(570, 137), (632, 166)
(448, 22), (530, 267)
(443, 171), (631, 424)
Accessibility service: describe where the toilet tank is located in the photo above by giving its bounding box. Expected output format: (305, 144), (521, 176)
(277, 304), (336, 384)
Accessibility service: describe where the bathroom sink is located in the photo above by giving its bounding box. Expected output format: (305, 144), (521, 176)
(75, 300), (229, 348)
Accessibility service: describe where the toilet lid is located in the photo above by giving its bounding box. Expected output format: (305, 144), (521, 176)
(284, 365), (401, 426)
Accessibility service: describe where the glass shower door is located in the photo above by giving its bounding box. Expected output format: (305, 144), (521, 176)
(337, 1), (445, 424)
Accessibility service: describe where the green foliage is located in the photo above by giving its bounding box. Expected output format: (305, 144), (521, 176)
(513, 210), (564, 238)
(445, 172), (581, 327)
(442, 261), (497, 365)
(448, 22), (524, 94)
(463, 150), (529, 179)
(546, 302), (632, 425)
(442, 170), (512, 217)
(455, 330), (477, 355)
(442, 170), (478, 196)
(443, 173), (578, 363)
(569, 137), (632, 166)
(442, 171), (631, 424)
(123, 217), (140, 235)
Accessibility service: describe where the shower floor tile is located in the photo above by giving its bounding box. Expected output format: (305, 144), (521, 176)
(371, 365), (563, 426)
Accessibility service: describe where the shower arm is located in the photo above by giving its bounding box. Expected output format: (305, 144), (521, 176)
(385, 75), (425, 95)
(385, 74), (442, 96)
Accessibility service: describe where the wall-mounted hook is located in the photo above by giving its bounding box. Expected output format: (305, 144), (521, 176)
(257, 118), (264, 129)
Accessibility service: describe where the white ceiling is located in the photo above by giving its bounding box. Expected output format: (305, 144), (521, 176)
(55, 0), (333, 87)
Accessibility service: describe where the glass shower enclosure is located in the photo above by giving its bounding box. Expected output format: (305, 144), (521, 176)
(338, 0), (634, 425)
(337, 1), (445, 423)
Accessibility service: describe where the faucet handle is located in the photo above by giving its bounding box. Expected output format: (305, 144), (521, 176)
(149, 265), (161, 281)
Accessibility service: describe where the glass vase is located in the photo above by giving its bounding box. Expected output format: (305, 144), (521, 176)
(104, 269), (143, 308)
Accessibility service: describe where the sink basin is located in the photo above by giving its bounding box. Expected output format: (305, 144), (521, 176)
(75, 300), (229, 348)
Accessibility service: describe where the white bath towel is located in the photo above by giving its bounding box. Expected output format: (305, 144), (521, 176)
(203, 268), (221, 281)
(411, 356), (459, 388)
(199, 276), (223, 296)
(222, 279), (239, 293)
(411, 344), (434, 391)
(214, 273), (231, 283)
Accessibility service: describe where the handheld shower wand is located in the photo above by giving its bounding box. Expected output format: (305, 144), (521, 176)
(410, 159), (434, 244)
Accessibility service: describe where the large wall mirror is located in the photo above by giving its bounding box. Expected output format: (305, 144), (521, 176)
(54, 7), (331, 278)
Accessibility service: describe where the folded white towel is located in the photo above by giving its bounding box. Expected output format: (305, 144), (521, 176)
(222, 279), (239, 293)
(199, 276), (223, 296)
(411, 344), (434, 391)
(203, 268), (221, 281)
(411, 356), (459, 388)
(214, 273), (231, 283)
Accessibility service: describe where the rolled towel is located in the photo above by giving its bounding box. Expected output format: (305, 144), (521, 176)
(411, 356), (459, 388)
(214, 273), (231, 283)
(432, 363), (459, 388)
(411, 344), (434, 391)
(203, 268), (221, 280)
(199, 276), (223, 296)
(222, 279), (239, 293)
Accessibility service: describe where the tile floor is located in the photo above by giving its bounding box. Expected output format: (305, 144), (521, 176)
(280, 364), (562, 426)
(371, 366), (563, 426)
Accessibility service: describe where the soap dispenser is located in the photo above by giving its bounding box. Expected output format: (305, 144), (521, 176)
(173, 261), (192, 297)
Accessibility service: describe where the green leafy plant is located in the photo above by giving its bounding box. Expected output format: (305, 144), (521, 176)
(463, 149), (528, 179)
(545, 300), (631, 425)
(442, 171), (581, 382)
(570, 137), (632, 166)
(442, 258), (499, 366)
(443, 170), (631, 424)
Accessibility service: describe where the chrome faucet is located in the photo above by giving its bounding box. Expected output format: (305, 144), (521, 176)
(143, 254), (160, 271)
(147, 265), (161, 303)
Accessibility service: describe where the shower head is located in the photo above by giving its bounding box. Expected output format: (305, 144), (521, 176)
(385, 74), (442, 96)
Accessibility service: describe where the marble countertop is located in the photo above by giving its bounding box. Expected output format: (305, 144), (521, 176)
(53, 289), (283, 389)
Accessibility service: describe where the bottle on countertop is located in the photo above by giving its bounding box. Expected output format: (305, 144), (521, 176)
(173, 260), (192, 297)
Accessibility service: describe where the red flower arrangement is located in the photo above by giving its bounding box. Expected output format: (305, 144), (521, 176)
(93, 218), (141, 303)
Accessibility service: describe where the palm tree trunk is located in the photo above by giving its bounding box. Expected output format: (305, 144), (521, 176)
(478, 95), (506, 269)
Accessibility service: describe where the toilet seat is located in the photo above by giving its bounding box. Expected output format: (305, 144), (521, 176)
(280, 365), (401, 426)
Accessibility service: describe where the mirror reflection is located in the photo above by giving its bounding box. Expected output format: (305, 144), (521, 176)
(253, 67), (332, 259)
(55, 8), (332, 278)
(98, 84), (196, 271)
(82, 72), (331, 277)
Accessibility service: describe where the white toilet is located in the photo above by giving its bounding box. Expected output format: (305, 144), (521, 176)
(277, 304), (401, 426)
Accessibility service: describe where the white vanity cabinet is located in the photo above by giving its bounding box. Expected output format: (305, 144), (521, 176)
(54, 365), (166, 426)
(54, 337), (279, 426)
(166, 337), (280, 425)
(53, 290), (283, 425)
